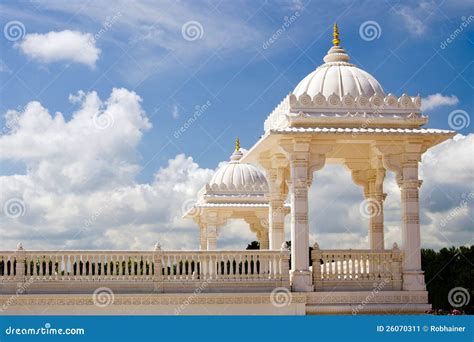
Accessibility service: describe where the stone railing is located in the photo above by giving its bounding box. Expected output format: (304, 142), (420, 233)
(311, 243), (402, 291)
(0, 245), (290, 294)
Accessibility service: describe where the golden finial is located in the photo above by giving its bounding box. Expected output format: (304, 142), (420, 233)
(332, 23), (340, 46)
(235, 137), (240, 151)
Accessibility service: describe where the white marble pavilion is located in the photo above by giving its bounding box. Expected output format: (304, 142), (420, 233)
(0, 25), (455, 315)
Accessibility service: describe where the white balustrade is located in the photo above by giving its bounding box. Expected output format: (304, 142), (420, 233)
(311, 244), (402, 290)
(0, 248), (290, 294)
(158, 251), (288, 282)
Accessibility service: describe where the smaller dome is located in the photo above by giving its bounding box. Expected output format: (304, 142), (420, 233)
(209, 148), (268, 190)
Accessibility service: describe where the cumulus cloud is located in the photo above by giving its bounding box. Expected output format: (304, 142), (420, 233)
(0, 89), (215, 250)
(16, 30), (101, 67)
(308, 135), (473, 250)
(421, 93), (459, 111)
(0, 90), (472, 251)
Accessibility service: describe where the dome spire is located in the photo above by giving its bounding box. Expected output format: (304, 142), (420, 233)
(230, 137), (243, 161)
(332, 23), (340, 46)
(323, 23), (350, 64)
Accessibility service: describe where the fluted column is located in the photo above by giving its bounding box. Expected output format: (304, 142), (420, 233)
(377, 142), (427, 291)
(269, 194), (285, 250)
(199, 224), (207, 250)
(202, 211), (225, 251)
(286, 146), (313, 292)
(399, 154), (425, 291)
(206, 225), (218, 250)
(367, 168), (386, 250)
(264, 156), (287, 250)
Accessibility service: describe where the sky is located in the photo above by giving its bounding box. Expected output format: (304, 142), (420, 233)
(0, 0), (473, 251)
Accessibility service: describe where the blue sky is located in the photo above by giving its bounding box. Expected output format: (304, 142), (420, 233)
(0, 0), (472, 250)
(1, 0), (472, 182)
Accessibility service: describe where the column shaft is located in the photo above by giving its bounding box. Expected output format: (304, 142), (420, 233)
(400, 160), (425, 290)
(288, 156), (312, 292)
(269, 197), (285, 249)
(206, 225), (218, 250)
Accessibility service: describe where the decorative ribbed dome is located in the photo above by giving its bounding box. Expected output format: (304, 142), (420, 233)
(293, 24), (384, 99)
(209, 147), (268, 190)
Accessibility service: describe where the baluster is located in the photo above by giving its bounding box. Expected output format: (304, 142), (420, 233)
(24, 255), (29, 278)
(201, 255), (207, 280)
(333, 254), (337, 279)
(39, 255), (44, 279)
(75, 254), (79, 279)
(163, 255), (168, 279)
(79, 254), (83, 279)
(363, 254), (368, 278)
(107, 255), (112, 279)
(369, 254), (374, 280)
(208, 254), (213, 280)
(348, 254), (353, 280)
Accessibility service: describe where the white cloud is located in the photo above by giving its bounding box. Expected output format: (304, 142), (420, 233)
(0, 90), (472, 251)
(0, 89), (214, 250)
(421, 93), (459, 111)
(308, 135), (473, 250)
(16, 30), (101, 67)
(394, 1), (435, 36)
(13, 2), (264, 82)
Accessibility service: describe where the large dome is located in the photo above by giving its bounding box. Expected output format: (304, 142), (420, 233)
(293, 27), (384, 99)
(209, 148), (268, 190)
